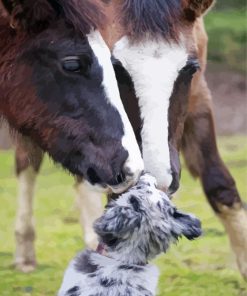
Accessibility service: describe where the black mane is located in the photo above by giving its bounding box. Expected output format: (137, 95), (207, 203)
(120, 0), (182, 42)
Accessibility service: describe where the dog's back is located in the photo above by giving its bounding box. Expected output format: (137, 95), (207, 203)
(58, 249), (159, 296)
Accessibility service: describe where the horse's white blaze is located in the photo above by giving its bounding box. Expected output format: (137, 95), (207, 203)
(87, 31), (144, 188)
(113, 37), (188, 189)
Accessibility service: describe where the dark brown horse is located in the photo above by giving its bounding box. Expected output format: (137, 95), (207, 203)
(0, 0), (144, 271)
(0, 0), (144, 190)
(2, 0), (247, 280)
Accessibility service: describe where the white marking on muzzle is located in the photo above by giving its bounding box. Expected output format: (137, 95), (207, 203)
(87, 31), (144, 189)
(113, 37), (188, 189)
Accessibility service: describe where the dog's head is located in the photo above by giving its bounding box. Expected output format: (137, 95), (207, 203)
(94, 173), (202, 264)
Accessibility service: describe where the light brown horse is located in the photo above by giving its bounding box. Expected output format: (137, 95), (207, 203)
(4, 0), (247, 280)
(102, 1), (247, 280)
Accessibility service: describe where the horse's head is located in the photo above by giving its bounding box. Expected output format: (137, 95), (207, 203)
(110, 0), (214, 194)
(0, 0), (144, 193)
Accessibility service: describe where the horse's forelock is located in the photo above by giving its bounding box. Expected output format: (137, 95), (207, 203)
(1, 0), (105, 34)
(58, 0), (106, 34)
(120, 0), (183, 42)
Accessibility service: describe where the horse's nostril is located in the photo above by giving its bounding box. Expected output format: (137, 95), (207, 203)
(87, 168), (101, 185)
(107, 171), (126, 186)
(116, 171), (126, 184)
(74, 150), (82, 157)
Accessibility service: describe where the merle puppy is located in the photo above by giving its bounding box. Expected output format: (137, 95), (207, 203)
(58, 173), (202, 296)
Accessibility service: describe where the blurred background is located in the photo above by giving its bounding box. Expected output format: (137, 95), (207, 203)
(205, 0), (246, 135)
(0, 1), (246, 296)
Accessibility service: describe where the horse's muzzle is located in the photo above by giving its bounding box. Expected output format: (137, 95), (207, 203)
(85, 157), (144, 194)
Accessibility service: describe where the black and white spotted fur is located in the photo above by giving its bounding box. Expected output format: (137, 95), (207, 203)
(58, 173), (202, 296)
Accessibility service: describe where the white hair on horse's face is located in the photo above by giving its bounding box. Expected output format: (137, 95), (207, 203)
(113, 36), (188, 190)
(87, 31), (144, 193)
(94, 173), (202, 265)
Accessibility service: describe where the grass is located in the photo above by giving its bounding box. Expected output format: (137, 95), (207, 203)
(0, 136), (247, 295)
(205, 8), (246, 73)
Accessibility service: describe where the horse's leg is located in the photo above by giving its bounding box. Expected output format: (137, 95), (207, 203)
(75, 178), (103, 249)
(14, 137), (43, 272)
(182, 79), (247, 280)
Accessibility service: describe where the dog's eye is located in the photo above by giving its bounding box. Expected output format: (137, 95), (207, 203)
(130, 196), (140, 212)
(102, 234), (118, 247)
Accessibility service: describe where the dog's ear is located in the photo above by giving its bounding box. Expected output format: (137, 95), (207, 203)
(1, 0), (57, 32)
(172, 210), (202, 240)
(183, 0), (215, 21)
(94, 205), (141, 239)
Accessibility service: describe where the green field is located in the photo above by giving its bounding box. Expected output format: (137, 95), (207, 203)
(0, 136), (247, 296)
(205, 8), (246, 73)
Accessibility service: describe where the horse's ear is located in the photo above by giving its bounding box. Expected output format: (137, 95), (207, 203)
(1, 0), (57, 32)
(183, 0), (215, 21)
(1, 0), (13, 14)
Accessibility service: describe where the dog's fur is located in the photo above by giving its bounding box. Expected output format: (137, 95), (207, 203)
(58, 174), (202, 296)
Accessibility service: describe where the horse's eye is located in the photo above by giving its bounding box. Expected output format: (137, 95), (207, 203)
(62, 57), (81, 72)
(62, 56), (92, 76)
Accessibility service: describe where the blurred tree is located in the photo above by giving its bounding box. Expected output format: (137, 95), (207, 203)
(205, 1), (246, 73)
(214, 0), (246, 10)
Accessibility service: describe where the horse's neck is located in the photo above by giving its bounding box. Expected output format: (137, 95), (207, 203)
(0, 17), (27, 68)
(0, 18), (27, 116)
